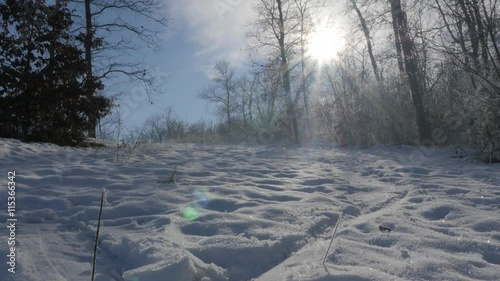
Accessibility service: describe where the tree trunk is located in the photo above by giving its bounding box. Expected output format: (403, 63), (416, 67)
(435, 0), (477, 87)
(390, 0), (431, 143)
(226, 91), (232, 140)
(300, 12), (312, 141)
(391, 3), (405, 75)
(457, 0), (481, 70)
(480, 0), (500, 66)
(351, 0), (382, 84)
(470, 0), (489, 71)
(277, 0), (299, 144)
(85, 0), (96, 138)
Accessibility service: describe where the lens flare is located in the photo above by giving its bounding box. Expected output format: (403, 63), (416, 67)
(193, 189), (210, 208)
(183, 206), (199, 221)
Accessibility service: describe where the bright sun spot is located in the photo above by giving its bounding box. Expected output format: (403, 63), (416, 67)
(308, 22), (345, 63)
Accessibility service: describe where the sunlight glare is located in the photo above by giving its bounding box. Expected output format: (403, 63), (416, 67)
(308, 22), (345, 63)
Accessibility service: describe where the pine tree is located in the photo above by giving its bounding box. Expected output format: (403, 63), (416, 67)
(0, 0), (112, 145)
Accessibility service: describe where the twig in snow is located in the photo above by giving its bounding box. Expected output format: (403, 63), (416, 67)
(158, 165), (177, 184)
(322, 212), (343, 265)
(379, 225), (391, 232)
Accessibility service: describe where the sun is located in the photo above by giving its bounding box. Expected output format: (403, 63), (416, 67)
(308, 22), (345, 63)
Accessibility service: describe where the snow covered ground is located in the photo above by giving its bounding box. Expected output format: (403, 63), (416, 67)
(0, 138), (499, 281)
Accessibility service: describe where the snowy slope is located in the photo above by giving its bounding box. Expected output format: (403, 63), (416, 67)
(0, 138), (499, 281)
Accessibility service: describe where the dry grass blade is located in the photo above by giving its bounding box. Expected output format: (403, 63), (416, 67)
(322, 212), (343, 265)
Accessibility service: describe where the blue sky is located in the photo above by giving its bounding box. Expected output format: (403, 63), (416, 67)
(120, 0), (256, 129)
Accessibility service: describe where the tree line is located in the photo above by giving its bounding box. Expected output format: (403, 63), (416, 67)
(194, 0), (499, 162)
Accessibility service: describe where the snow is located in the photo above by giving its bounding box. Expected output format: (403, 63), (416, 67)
(0, 138), (499, 281)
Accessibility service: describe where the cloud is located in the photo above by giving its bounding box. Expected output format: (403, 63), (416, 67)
(166, 0), (256, 72)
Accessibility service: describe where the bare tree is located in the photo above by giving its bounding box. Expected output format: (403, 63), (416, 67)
(253, 65), (282, 128)
(237, 74), (257, 128)
(433, 0), (500, 90)
(351, 0), (382, 84)
(197, 61), (238, 140)
(429, 0), (500, 160)
(71, 0), (171, 137)
(248, 0), (302, 143)
(294, 0), (321, 141)
(390, 0), (432, 142)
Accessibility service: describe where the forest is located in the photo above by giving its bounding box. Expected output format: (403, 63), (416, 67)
(1, 0), (499, 162)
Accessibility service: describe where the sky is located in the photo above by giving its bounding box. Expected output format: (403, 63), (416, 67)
(120, 0), (257, 130)
(117, 0), (347, 131)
